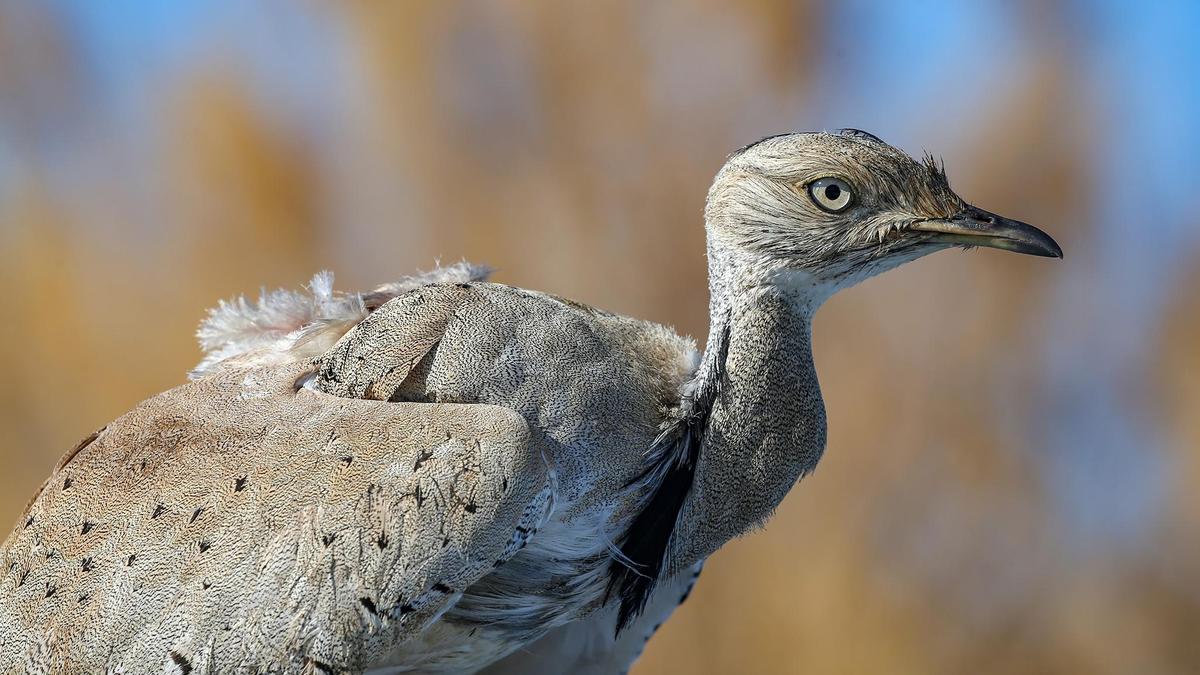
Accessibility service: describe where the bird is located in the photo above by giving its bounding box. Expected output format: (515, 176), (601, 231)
(0, 130), (1061, 674)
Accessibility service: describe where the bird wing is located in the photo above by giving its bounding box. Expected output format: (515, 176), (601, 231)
(311, 281), (474, 402)
(0, 357), (551, 674)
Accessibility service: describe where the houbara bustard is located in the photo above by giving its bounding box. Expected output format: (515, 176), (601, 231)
(0, 130), (1061, 674)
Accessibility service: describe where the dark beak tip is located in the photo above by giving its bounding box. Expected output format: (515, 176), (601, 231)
(909, 208), (1063, 260)
(1027, 230), (1064, 259)
(967, 207), (1064, 260)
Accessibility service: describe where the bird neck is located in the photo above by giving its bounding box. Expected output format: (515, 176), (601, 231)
(669, 246), (829, 571)
(607, 243), (830, 629)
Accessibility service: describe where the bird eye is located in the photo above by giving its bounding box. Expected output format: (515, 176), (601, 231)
(808, 178), (853, 212)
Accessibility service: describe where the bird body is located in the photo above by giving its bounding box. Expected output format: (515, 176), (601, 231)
(0, 131), (1061, 674)
(0, 278), (701, 673)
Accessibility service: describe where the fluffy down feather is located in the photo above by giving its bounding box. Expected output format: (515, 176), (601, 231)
(190, 262), (492, 379)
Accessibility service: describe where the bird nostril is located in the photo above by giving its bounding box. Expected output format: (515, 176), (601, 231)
(964, 207), (995, 224)
(955, 210), (994, 225)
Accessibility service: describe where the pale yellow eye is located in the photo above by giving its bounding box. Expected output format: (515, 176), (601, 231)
(808, 178), (853, 212)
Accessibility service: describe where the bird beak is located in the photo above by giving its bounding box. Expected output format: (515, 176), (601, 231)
(910, 205), (1063, 258)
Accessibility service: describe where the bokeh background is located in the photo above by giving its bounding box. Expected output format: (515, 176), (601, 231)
(1, 1), (1198, 672)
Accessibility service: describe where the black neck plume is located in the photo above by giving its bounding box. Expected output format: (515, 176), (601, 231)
(606, 320), (730, 635)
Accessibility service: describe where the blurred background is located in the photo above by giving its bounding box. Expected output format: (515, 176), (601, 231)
(1, 1), (1198, 672)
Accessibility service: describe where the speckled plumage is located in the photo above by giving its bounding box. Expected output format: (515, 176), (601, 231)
(0, 130), (1060, 674)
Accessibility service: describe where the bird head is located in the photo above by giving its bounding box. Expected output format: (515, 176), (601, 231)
(704, 130), (1062, 301)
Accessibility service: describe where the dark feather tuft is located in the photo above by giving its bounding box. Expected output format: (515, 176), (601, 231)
(922, 152), (949, 186)
(607, 418), (702, 633)
(607, 324), (730, 635)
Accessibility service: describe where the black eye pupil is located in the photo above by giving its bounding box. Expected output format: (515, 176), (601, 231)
(823, 184), (842, 201)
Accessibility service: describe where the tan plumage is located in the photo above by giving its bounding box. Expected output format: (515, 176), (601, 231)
(0, 131), (1060, 674)
(0, 360), (545, 673)
(0, 269), (699, 674)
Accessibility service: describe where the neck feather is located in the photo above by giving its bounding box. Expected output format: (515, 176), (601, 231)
(671, 270), (827, 564)
(608, 246), (828, 633)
